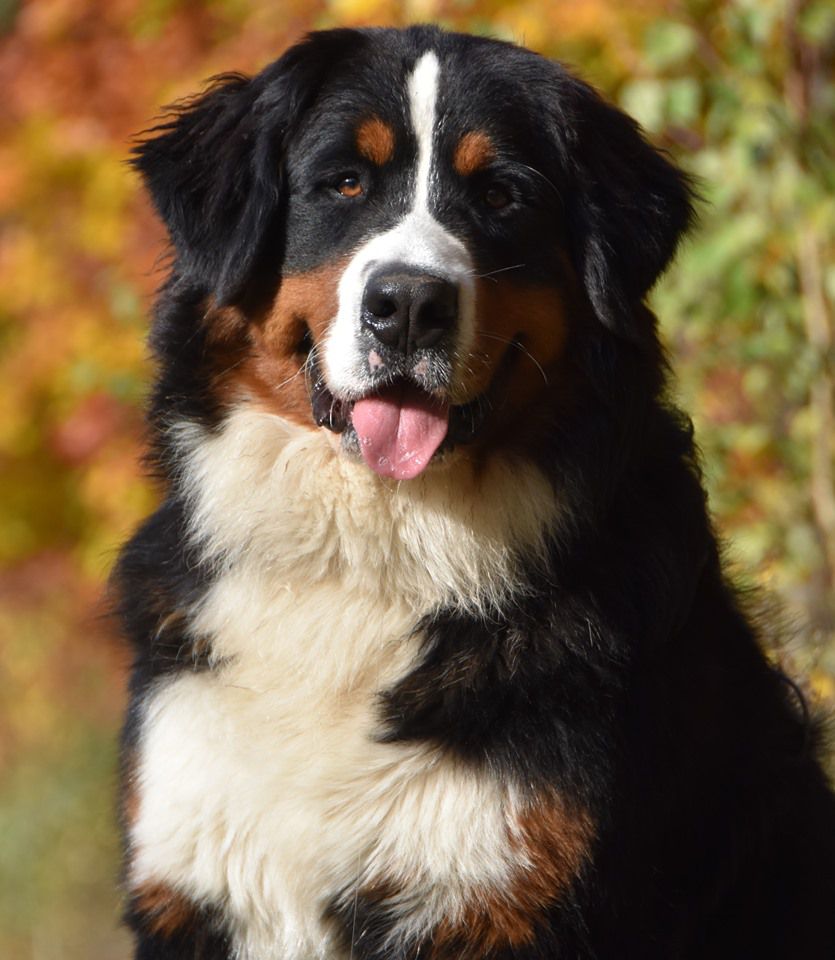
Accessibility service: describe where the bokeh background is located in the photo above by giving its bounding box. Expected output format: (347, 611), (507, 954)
(0, 0), (833, 956)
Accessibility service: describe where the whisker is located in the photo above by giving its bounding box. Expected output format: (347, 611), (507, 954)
(304, 343), (320, 395)
(211, 356), (248, 380)
(479, 331), (549, 385)
(517, 162), (564, 204)
(271, 365), (306, 392)
(473, 263), (527, 283)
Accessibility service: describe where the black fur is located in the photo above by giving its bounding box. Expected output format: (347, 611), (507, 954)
(132, 30), (369, 305)
(116, 25), (835, 960)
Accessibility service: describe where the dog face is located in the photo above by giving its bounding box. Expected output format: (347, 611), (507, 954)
(134, 26), (693, 480)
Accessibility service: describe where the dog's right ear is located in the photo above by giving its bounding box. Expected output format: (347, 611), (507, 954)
(132, 30), (363, 304)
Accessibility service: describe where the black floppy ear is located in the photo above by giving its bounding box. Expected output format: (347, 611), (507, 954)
(132, 31), (362, 304)
(132, 73), (266, 302)
(550, 73), (696, 340)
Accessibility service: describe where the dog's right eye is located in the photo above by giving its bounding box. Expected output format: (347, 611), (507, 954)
(335, 175), (364, 198)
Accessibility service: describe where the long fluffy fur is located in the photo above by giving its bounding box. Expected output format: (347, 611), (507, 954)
(116, 25), (835, 960)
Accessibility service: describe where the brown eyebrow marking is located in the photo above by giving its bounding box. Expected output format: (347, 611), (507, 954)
(356, 116), (396, 166)
(453, 130), (496, 176)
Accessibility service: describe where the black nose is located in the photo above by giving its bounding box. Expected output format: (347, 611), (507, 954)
(361, 267), (458, 354)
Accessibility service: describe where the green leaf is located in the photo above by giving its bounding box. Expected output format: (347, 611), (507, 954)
(620, 79), (665, 132)
(643, 21), (698, 70)
(666, 77), (701, 126)
(798, 0), (835, 44)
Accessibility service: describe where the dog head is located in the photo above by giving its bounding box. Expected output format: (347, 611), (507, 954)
(134, 26), (694, 480)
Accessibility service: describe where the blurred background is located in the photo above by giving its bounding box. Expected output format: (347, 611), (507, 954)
(0, 0), (833, 956)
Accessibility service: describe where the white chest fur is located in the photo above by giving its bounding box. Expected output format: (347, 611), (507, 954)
(128, 409), (558, 958)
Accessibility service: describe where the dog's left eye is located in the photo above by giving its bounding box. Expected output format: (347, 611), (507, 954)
(335, 175), (364, 198)
(482, 184), (512, 210)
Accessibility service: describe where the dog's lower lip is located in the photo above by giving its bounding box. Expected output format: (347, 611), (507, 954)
(310, 373), (350, 433)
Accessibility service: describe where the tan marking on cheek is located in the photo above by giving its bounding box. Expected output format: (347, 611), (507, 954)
(453, 259), (595, 461)
(208, 261), (346, 426)
(356, 116), (395, 166)
(464, 276), (570, 411)
(202, 303), (249, 346)
(453, 130), (495, 177)
(431, 796), (595, 956)
(132, 881), (198, 937)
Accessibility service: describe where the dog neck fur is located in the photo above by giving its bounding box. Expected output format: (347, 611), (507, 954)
(172, 408), (558, 622)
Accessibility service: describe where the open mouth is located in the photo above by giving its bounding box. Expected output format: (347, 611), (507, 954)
(350, 380), (449, 480)
(310, 374), (486, 480)
(308, 340), (520, 480)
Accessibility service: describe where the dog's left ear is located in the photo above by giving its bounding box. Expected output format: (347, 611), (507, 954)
(547, 72), (696, 341)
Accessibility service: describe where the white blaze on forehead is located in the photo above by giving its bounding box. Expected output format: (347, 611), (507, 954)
(408, 51), (440, 212)
(323, 49), (476, 399)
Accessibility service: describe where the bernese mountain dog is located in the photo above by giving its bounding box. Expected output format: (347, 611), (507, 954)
(115, 24), (835, 960)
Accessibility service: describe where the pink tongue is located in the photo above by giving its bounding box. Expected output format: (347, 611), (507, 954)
(352, 383), (449, 480)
